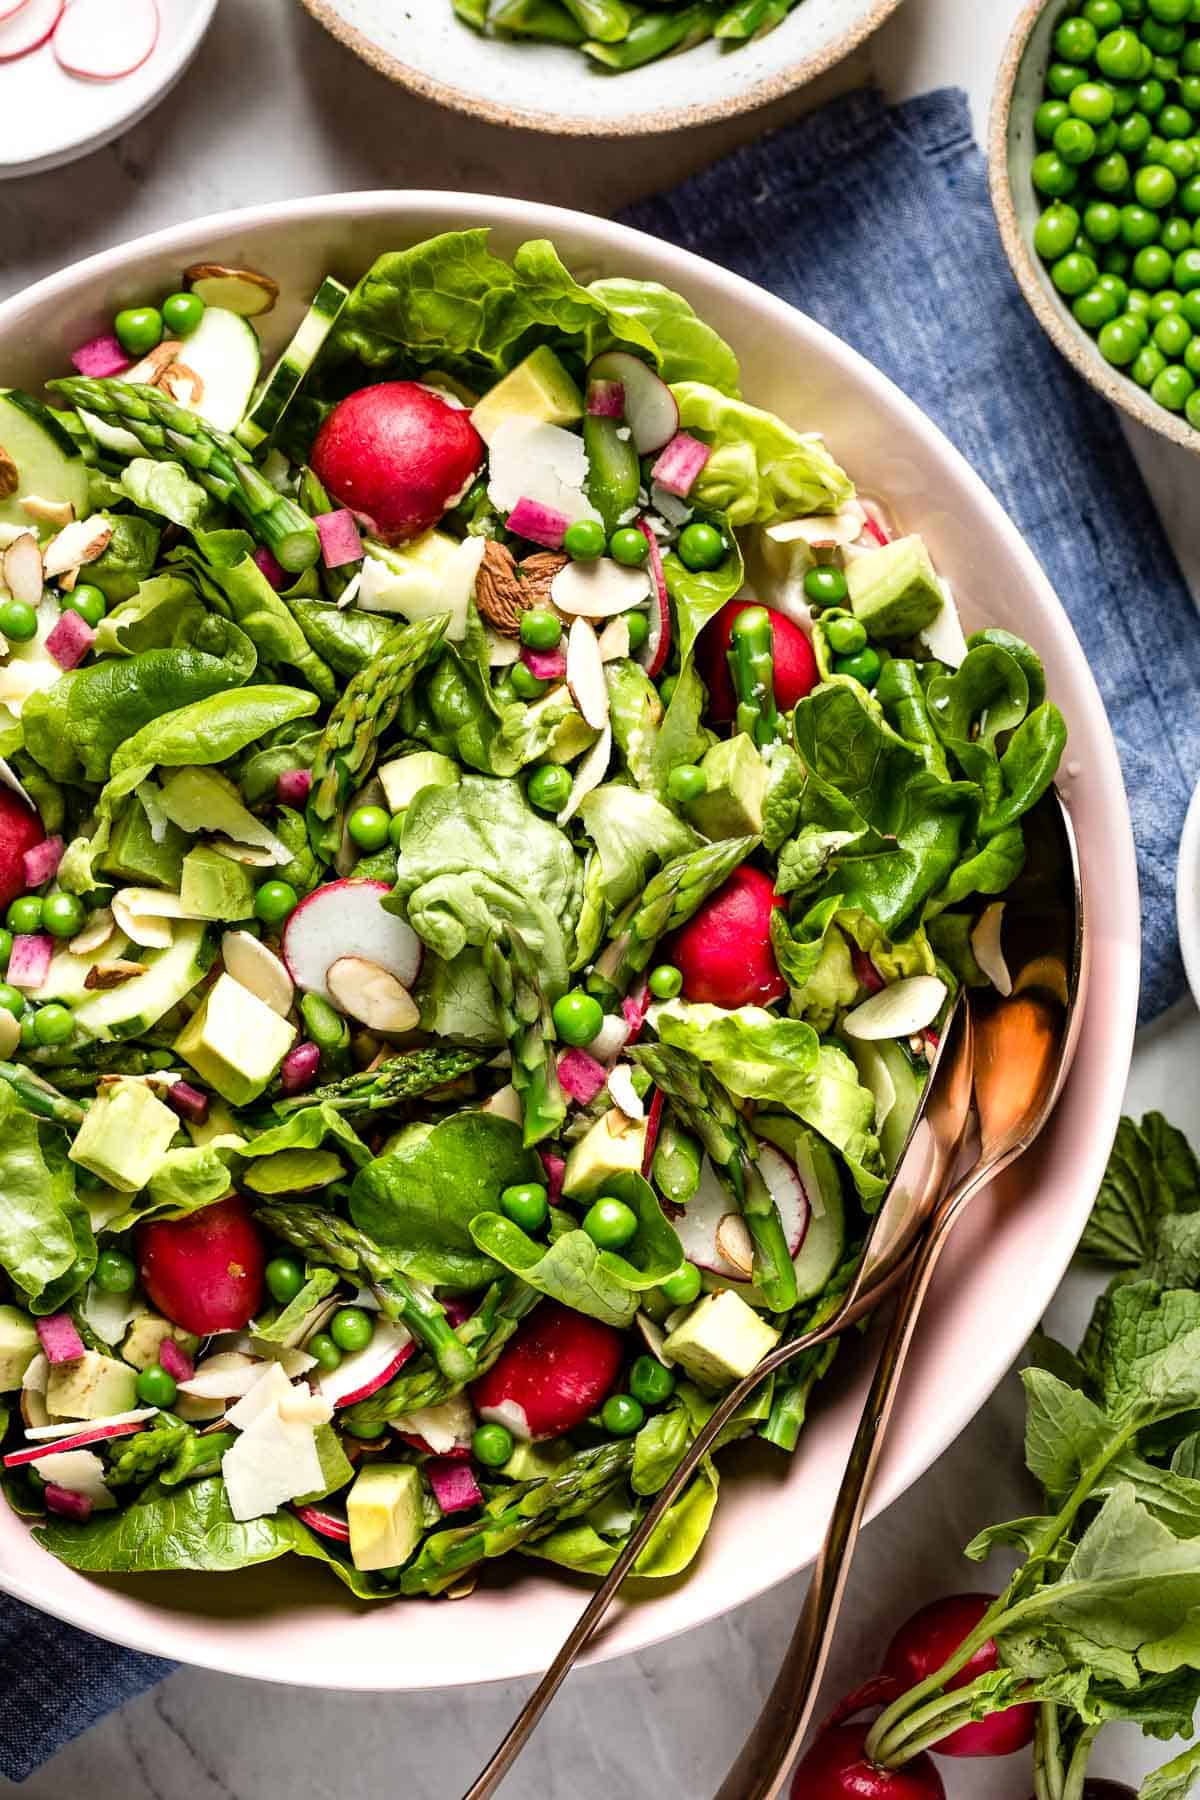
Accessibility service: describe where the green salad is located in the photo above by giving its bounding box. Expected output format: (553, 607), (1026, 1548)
(452, 0), (807, 70)
(0, 231), (1065, 1598)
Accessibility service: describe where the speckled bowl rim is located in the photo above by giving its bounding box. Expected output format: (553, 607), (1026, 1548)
(296, 0), (905, 137)
(989, 0), (1200, 457)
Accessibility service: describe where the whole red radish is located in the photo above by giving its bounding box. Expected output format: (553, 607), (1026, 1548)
(882, 1593), (1035, 1758)
(310, 381), (483, 545)
(791, 1724), (944, 1800)
(136, 1196), (266, 1335)
(0, 787), (44, 910)
(670, 864), (786, 1010)
(698, 599), (818, 725)
(470, 1299), (624, 1440)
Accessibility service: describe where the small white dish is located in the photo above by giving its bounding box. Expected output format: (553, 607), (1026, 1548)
(0, 0), (218, 180)
(1177, 781), (1200, 1009)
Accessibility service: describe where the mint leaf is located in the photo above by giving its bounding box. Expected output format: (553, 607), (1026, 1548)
(1142, 1742), (1200, 1798)
(1082, 1114), (1200, 1268)
(1098, 1284), (1200, 1425)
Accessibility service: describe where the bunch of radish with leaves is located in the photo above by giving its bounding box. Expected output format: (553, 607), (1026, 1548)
(792, 1112), (1200, 1800)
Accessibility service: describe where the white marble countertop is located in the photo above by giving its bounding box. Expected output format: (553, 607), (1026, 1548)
(5, 0), (1200, 1793)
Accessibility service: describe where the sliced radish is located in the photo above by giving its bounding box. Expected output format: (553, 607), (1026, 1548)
(314, 509), (364, 570)
(842, 975), (948, 1041)
(588, 352), (678, 455)
(540, 1152), (566, 1204)
(642, 1086), (664, 1177)
(45, 609), (95, 670)
(635, 519), (671, 680)
(276, 767), (312, 808)
(5, 1415), (152, 1464)
(54, 0), (158, 79)
(586, 380), (625, 420)
(21, 834), (61, 889)
(556, 1046), (607, 1105)
(282, 879), (421, 1008)
(314, 1319), (415, 1408)
(0, 0), (62, 61)
(0, 0), (32, 23)
(666, 1147), (808, 1280)
(34, 1448), (114, 1510)
(522, 645), (567, 682)
(9, 934), (53, 990)
(551, 557), (651, 621)
(70, 333), (131, 379)
(565, 617), (609, 730)
(291, 1501), (351, 1544)
(470, 1301), (625, 1441)
(44, 1484), (92, 1521)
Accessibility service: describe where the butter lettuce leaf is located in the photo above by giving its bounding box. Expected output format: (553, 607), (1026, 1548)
(0, 1084), (94, 1312)
(671, 383), (854, 526)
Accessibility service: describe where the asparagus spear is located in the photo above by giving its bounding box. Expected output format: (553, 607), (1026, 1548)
(634, 1043), (798, 1311)
(714, 0), (795, 37)
(0, 1062), (86, 1129)
(269, 1046), (487, 1118)
(400, 1440), (635, 1594)
(584, 2), (715, 67)
(491, 0), (586, 40)
(47, 377), (320, 573)
(253, 1203), (475, 1383)
(483, 924), (565, 1146)
(590, 835), (757, 998)
(306, 613), (449, 862)
(728, 605), (783, 747)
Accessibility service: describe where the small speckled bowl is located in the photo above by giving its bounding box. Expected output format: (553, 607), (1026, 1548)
(990, 0), (1200, 456)
(297, 0), (905, 137)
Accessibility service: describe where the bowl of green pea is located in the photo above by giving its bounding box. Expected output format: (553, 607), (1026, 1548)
(991, 0), (1200, 452)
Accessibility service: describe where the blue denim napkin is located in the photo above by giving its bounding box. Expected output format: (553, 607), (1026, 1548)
(4, 79), (1198, 1787)
(625, 84), (1200, 1025)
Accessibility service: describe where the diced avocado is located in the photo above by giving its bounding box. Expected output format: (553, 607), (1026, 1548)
(121, 1314), (200, 1372)
(525, 691), (598, 765)
(0, 391), (91, 538)
(378, 751), (459, 816)
(68, 1077), (180, 1193)
(562, 1108), (648, 1200)
(179, 845), (256, 923)
(470, 347), (584, 445)
(0, 1305), (38, 1392)
(46, 1350), (139, 1421)
(753, 1115), (847, 1303)
(73, 921), (214, 1043)
(684, 733), (768, 840)
(98, 796), (188, 889)
(501, 1439), (571, 1483)
(846, 535), (943, 641)
(662, 1290), (780, 1390)
(347, 1462), (424, 1573)
(175, 971), (297, 1106)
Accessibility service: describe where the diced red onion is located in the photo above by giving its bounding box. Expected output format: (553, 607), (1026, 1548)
(540, 1152), (566, 1205)
(158, 1338), (195, 1383)
(8, 933), (53, 990)
(252, 545), (287, 590)
(276, 768), (312, 808)
(622, 984), (651, 1042)
(314, 509), (364, 570)
(428, 1457), (483, 1515)
(851, 948), (885, 996)
(281, 1041), (321, 1095)
(650, 433), (711, 498)
(443, 1297), (476, 1328)
(165, 1079), (210, 1125)
(22, 835), (63, 889)
(36, 1314), (85, 1365)
(556, 1047), (607, 1105)
(506, 497), (569, 550)
(70, 334), (131, 379)
(45, 611), (95, 671)
(587, 379), (625, 419)
(43, 1483), (92, 1521)
(521, 646), (567, 682)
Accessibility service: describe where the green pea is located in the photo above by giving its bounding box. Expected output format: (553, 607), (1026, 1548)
(1142, 131), (1169, 165)
(161, 291), (205, 337)
(1133, 342), (1169, 385)
(1097, 29), (1147, 80)
(657, 675), (678, 707)
(609, 526), (649, 568)
(33, 1002), (73, 1046)
(344, 1418), (386, 1439)
(1176, 247), (1200, 288)
(1075, 285), (1122, 327)
(19, 1012), (36, 1048)
(519, 607), (562, 651)
(0, 929), (10, 972)
(254, 880), (298, 926)
(388, 811), (406, 848)
(1120, 202), (1161, 245)
(307, 1332), (342, 1373)
(1163, 138), (1197, 178)
(527, 763), (572, 814)
(266, 1256), (305, 1305)
(661, 1261), (702, 1306)
(136, 1364), (177, 1407)
(114, 306), (163, 357)
(61, 583), (106, 628)
(1096, 276), (1129, 308)
(666, 763), (706, 804)
(1074, 231), (1099, 263)
(0, 982), (22, 1018)
(822, 613), (867, 655)
(1185, 336), (1200, 373)
(1138, 76), (1168, 116)
(330, 1306), (374, 1352)
(347, 804), (390, 852)
(1070, 78), (1115, 123)
(624, 609), (649, 651)
(1101, 245), (1133, 274)
(835, 648), (882, 687)
(0, 599), (37, 642)
(602, 1393), (645, 1436)
(629, 1355), (676, 1407)
(1084, 199), (1123, 242)
(40, 892), (83, 940)
(1186, 386), (1200, 426)
(648, 963), (683, 1000)
(6, 895), (42, 934)
(552, 989), (603, 1047)
(472, 1423), (514, 1468)
(563, 518), (606, 561)
(94, 1248), (136, 1294)
(1093, 120), (1120, 156)
(1093, 150), (1132, 192)
(1054, 15), (1098, 60)
(1109, 81), (1140, 117)
(1149, 288), (1184, 318)
(1160, 104), (1194, 140)
(1181, 290), (1200, 327)
(1117, 109), (1153, 154)
(1149, 0), (1190, 22)
(1083, 0), (1123, 24)
(1054, 253), (1098, 298)
(499, 1181), (549, 1232)
(1127, 286), (1155, 315)
(1033, 151), (1081, 197)
(1135, 244), (1175, 286)
(1145, 16), (1188, 50)
(1152, 362), (1196, 407)
(583, 1196), (639, 1251)
(676, 521), (726, 572)
(509, 662), (545, 700)
(1036, 98), (1072, 141)
(1047, 60), (1089, 97)
(1135, 163), (1178, 208)
(1163, 217), (1195, 252)
(803, 564), (850, 606)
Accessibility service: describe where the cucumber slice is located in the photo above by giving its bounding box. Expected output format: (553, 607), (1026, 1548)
(74, 921), (215, 1042)
(33, 931), (134, 1006)
(753, 1116), (846, 1302)
(167, 307), (261, 435)
(850, 1037), (927, 1174)
(0, 392), (91, 539)
(236, 276), (349, 451)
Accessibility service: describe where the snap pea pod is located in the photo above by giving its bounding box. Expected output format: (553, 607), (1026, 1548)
(584, 2), (715, 67)
(0, 1062), (86, 1129)
(583, 415), (641, 533)
(562, 0), (633, 38)
(491, 0), (586, 41)
(300, 993), (352, 1078)
(715, 0), (795, 37)
(483, 923), (565, 1147)
(728, 604), (782, 747)
(652, 1115), (704, 1205)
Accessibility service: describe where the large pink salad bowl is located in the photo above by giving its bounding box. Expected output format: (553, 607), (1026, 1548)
(0, 192), (1139, 1691)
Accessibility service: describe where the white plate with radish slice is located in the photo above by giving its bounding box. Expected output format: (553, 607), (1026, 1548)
(0, 0), (216, 179)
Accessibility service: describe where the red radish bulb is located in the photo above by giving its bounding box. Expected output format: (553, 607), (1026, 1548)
(791, 1724), (944, 1800)
(0, 787), (44, 911)
(669, 864), (786, 1010)
(881, 1594), (1036, 1758)
(698, 599), (818, 725)
(470, 1300), (624, 1441)
(310, 381), (483, 545)
(136, 1196), (266, 1335)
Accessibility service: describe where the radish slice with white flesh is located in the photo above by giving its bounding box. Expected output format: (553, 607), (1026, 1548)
(281, 878), (421, 1008)
(635, 520), (671, 680)
(0, 0), (61, 60)
(54, 0), (158, 78)
(842, 974), (948, 1041)
(667, 1147), (808, 1280)
(314, 1319), (415, 1408)
(587, 352), (678, 455)
(5, 1413), (156, 1463)
(0, 1), (31, 24)
(551, 557), (651, 621)
(291, 1502), (351, 1544)
(971, 903), (1012, 997)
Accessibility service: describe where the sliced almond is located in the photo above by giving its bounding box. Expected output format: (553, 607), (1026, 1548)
(83, 960), (147, 991)
(842, 975), (948, 1042)
(20, 495), (74, 529)
(482, 1083), (523, 1126)
(486, 628), (521, 668)
(69, 907), (116, 955)
(0, 445), (17, 500)
(606, 1063), (644, 1121)
(116, 887), (189, 918)
(0, 1007), (18, 1058)
(596, 616), (631, 662)
(970, 902), (1012, 997)
(43, 517), (112, 579)
(163, 365), (203, 408)
(556, 720), (611, 828)
(764, 501), (867, 549)
(184, 263), (280, 316)
(716, 1213), (756, 1279)
(222, 930), (293, 1018)
(20, 1386), (50, 1431)
(551, 557), (651, 621)
(635, 1312), (673, 1366)
(125, 341), (184, 386)
(3, 533), (43, 609)
(209, 837), (280, 868)
(445, 1575), (478, 1601)
(326, 956), (419, 1034)
(112, 890), (179, 950)
(566, 616), (609, 730)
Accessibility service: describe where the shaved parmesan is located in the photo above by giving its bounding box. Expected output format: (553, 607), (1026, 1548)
(393, 1392), (473, 1455)
(225, 1360), (293, 1429)
(34, 1449), (116, 1510)
(221, 1403), (326, 1523)
(486, 419), (601, 527)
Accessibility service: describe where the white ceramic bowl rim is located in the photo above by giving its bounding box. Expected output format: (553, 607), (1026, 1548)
(0, 191), (1141, 1692)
